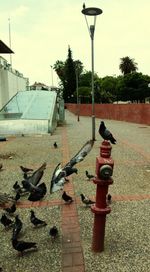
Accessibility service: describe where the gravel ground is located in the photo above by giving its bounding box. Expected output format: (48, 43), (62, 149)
(78, 200), (150, 272)
(66, 111), (150, 272)
(0, 206), (61, 272)
(0, 110), (150, 272)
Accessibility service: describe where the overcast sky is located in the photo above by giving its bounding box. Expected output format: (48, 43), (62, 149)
(0, 0), (150, 86)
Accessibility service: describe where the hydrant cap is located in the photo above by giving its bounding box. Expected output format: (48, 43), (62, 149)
(99, 165), (113, 179)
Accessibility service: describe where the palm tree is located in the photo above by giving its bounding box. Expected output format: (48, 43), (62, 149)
(119, 56), (138, 75)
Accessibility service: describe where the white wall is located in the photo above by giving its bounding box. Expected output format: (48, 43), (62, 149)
(0, 68), (28, 110)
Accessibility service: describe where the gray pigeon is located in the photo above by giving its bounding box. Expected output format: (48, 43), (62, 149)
(50, 140), (94, 193)
(98, 121), (116, 144)
(80, 193), (95, 206)
(12, 237), (37, 256)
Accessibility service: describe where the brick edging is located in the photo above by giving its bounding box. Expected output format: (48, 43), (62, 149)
(61, 127), (85, 272)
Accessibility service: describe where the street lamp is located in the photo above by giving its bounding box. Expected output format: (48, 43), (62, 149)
(81, 6), (103, 141)
(75, 66), (80, 121)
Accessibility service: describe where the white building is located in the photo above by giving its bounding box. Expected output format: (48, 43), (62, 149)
(0, 56), (29, 110)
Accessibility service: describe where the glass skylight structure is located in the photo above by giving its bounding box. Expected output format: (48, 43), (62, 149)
(0, 91), (59, 134)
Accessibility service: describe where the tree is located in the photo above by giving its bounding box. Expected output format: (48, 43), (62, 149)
(79, 71), (91, 87)
(116, 73), (150, 102)
(74, 60), (84, 77)
(53, 61), (65, 81)
(74, 86), (91, 103)
(100, 76), (117, 102)
(53, 60), (66, 89)
(119, 56), (138, 75)
(64, 46), (76, 102)
(53, 47), (79, 102)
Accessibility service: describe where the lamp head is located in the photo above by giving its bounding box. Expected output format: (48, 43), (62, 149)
(82, 7), (103, 16)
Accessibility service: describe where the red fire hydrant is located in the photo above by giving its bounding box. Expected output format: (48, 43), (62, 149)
(91, 140), (114, 252)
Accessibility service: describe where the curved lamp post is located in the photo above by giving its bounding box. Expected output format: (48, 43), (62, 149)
(81, 6), (103, 141)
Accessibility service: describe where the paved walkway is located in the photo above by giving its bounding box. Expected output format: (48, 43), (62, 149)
(0, 110), (150, 272)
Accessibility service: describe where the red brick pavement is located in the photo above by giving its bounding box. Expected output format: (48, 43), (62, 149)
(61, 126), (85, 272)
(1, 194), (150, 210)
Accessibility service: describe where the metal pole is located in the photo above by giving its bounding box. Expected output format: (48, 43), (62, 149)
(82, 7), (102, 140)
(8, 18), (12, 67)
(50, 65), (54, 86)
(76, 69), (80, 121)
(90, 25), (95, 141)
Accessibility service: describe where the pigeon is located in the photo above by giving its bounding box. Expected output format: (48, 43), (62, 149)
(83, 3), (86, 9)
(20, 165), (33, 173)
(50, 164), (77, 194)
(22, 162), (47, 191)
(0, 213), (13, 229)
(12, 237), (37, 256)
(13, 215), (23, 239)
(99, 121), (116, 144)
(63, 166), (78, 177)
(0, 193), (15, 205)
(22, 178), (46, 194)
(49, 226), (58, 240)
(20, 166), (33, 179)
(50, 140), (94, 193)
(4, 203), (16, 215)
(62, 191), (73, 204)
(30, 210), (47, 227)
(13, 181), (26, 195)
(54, 142), (58, 148)
(28, 182), (47, 201)
(0, 163), (3, 171)
(28, 192), (44, 201)
(14, 192), (21, 202)
(80, 193), (95, 206)
(64, 139), (94, 169)
(50, 163), (66, 194)
(22, 179), (36, 192)
(13, 181), (21, 191)
(106, 194), (112, 204)
(85, 170), (95, 180)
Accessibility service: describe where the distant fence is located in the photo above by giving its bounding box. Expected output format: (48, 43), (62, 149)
(65, 103), (150, 125)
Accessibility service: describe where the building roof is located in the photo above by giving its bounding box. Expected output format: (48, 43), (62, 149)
(0, 40), (14, 54)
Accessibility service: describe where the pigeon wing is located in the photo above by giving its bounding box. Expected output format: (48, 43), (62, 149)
(50, 177), (65, 193)
(50, 163), (62, 193)
(64, 140), (94, 169)
(27, 162), (46, 186)
(104, 128), (112, 139)
(36, 182), (47, 195)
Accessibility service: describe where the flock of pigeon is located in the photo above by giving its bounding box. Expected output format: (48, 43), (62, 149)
(1, 206), (58, 256)
(0, 121), (116, 256)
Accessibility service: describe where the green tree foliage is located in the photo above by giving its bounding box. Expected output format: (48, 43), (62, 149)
(53, 51), (150, 103)
(119, 56), (138, 75)
(79, 71), (92, 87)
(64, 47), (76, 102)
(116, 73), (150, 102)
(74, 86), (91, 103)
(115, 75), (125, 101)
(74, 60), (84, 77)
(78, 71), (102, 102)
(53, 48), (80, 102)
(99, 76), (117, 103)
(53, 60), (65, 87)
